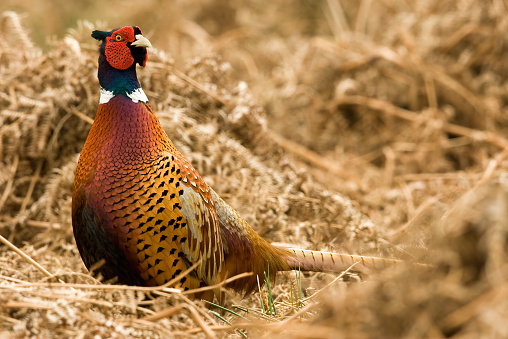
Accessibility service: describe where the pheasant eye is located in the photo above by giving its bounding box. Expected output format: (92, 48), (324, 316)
(114, 34), (123, 42)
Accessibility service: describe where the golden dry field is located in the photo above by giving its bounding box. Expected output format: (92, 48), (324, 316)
(1, 1), (508, 337)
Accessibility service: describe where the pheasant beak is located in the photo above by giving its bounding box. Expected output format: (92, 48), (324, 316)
(131, 34), (152, 48)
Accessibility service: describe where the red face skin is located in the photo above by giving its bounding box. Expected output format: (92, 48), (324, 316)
(104, 26), (147, 70)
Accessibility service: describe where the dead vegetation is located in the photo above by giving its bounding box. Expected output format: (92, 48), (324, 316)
(1, 1), (508, 337)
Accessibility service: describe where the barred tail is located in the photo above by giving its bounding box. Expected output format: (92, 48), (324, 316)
(279, 247), (427, 274)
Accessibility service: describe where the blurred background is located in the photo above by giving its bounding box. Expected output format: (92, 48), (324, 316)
(1, 0), (330, 58)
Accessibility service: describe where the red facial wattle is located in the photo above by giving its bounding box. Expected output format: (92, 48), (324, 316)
(104, 26), (147, 70)
(104, 27), (135, 70)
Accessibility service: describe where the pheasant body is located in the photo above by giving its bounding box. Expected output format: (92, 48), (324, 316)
(73, 26), (412, 299)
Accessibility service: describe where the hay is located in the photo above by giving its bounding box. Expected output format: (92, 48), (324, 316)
(1, 1), (507, 337)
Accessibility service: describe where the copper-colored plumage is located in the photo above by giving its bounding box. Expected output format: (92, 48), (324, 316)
(72, 26), (414, 300)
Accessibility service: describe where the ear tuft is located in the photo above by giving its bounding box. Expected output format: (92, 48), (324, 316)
(91, 30), (111, 41)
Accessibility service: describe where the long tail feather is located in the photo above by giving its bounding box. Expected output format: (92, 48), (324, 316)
(279, 247), (429, 274)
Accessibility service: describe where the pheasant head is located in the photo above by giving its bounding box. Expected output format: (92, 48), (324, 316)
(91, 26), (152, 103)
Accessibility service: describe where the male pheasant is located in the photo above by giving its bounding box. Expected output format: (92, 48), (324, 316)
(72, 26), (405, 300)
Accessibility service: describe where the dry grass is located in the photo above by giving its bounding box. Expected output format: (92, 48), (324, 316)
(1, 1), (508, 337)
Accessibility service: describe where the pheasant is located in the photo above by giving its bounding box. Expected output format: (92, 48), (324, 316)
(72, 26), (408, 300)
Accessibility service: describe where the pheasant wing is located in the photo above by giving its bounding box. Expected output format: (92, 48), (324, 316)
(172, 153), (224, 286)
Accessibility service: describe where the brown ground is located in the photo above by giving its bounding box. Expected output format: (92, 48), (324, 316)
(1, 1), (508, 338)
